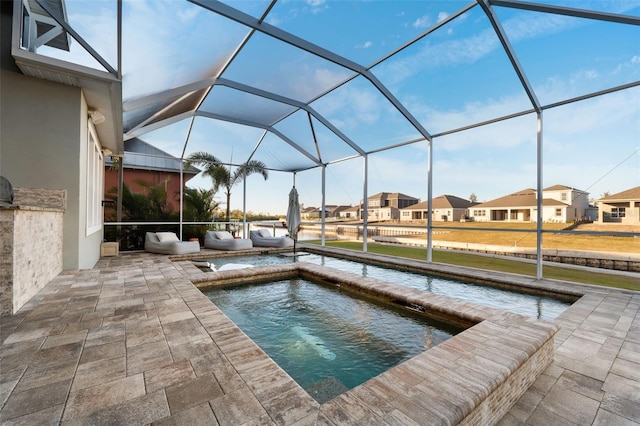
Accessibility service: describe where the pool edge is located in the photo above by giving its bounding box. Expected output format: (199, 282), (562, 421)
(191, 261), (559, 424)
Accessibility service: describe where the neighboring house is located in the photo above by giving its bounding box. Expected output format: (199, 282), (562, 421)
(340, 205), (360, 219)
(300, 206), (328, 219)
(104, 138), (200, 215)
(469, 185), (590, 223)
(362, 192), (419, 221)
(327, 205), (351, 218)
(400, 195), (476, 222)
(544, 185), (590, 221)
(300, 206), (317, 219)
(1, 0), (122, 270)
(299, 205), (351, 219)
(597, 186), (640, 225)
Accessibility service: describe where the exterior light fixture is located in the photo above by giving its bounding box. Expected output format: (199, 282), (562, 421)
(89, 110), (105, 125)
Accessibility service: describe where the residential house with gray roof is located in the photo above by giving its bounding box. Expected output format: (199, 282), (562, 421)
(362, 192), (419, 221)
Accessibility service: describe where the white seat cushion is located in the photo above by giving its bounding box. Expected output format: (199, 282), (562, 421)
(156, 232), (180, 243)
(258, 229), (272, 237)
(215, 231), (234, 240)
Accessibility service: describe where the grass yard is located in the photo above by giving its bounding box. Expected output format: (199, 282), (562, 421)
(307, 240), (640, 292)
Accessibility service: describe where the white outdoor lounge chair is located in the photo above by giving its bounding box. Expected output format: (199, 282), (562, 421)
(249, 229), (294, 248)
(144, 232), (200, 255)
(204, 230), (253, 251)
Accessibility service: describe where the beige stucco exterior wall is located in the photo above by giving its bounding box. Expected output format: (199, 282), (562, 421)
(599, 202), (640, 225)
(545, 188), (589, 221)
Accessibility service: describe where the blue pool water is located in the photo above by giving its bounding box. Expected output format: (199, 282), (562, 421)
(204, 278), (462, 403)
(208, 253), (571, 321)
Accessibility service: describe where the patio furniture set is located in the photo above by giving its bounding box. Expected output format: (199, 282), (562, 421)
(144, 229), (293, 255)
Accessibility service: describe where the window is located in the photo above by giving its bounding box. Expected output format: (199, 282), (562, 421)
(86, 121), (104, 235)
(561, 193), (567, 201)
(555, 208), (562, 216)
(473, 210), (486, 216)
(611, 207), (626, 218)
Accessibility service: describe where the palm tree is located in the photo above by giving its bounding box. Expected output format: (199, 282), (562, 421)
(106, 180), (174, 221)
(185, 152), (269, 224)
(183, 187), (217, 222)
(182, 187), (217, 242)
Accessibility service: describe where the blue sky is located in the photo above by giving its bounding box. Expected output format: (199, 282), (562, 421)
(40, 0), (640, 215)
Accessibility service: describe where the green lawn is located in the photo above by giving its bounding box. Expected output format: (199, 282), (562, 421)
(306, 240), (640, 292)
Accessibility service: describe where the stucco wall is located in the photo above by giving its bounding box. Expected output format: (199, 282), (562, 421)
(1, 70), (84, 269)
(599, 202), (639, 225)
(1, 14), (101, 270)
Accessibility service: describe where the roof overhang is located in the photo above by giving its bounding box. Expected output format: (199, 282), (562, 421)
(11, 0), (123, 155)
(12, 48), (124, 155)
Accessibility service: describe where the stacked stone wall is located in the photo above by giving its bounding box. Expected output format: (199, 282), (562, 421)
(13, 187), (66, 210)
(12, 210), (64, 313)
(0, 211), (15, 316)
(0, 188), (65, 316)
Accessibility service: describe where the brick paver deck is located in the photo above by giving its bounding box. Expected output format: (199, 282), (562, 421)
(1, 246), (638, 425)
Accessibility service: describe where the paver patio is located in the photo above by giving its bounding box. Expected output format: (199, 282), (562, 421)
(1, 246), (638, 425)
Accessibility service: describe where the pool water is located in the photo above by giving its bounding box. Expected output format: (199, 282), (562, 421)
(209, 253), (571, 321)
(204, 278), (462, 403)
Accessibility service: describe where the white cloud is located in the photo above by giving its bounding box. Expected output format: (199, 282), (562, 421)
(377, 27), (500, 86)
(284, 65), (351, 102)
(378, 10), (580, 87)
(356, 41), (373, 49)
(305, 0), (328, 14)
(413, 15), (431, 29)
(177, 7), (200, 23)
(501, 13), (574, 43)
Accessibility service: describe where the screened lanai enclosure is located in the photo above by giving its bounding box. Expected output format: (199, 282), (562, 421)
(16, 0), (639, 278)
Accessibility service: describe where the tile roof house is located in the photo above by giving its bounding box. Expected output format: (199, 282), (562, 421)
(469, 185), (590, 223)
(400, 195), (476, 222)
(597, 186), (640, 225)
(362, 192), (419, 221)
